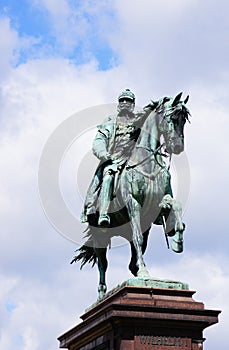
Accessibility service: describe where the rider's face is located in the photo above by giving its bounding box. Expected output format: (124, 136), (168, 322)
(118, 98), (135, 113)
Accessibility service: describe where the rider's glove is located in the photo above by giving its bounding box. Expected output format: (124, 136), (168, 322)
(100, 152), (111, 162)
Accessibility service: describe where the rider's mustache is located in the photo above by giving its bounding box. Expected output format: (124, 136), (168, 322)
(118, 104), (134, 114)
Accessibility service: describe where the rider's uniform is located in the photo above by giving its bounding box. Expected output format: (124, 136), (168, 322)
(81, 108), (151, 224)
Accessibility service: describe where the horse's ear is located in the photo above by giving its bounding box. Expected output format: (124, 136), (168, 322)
(172, 92), (183, 106)
(163, 97), (170, 103)
(184, 95), (189, 104)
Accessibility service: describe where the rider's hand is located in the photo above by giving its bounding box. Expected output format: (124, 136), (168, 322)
(108, 163), (119, 172)
(100, 152), (111, 162)
(111, 156), (122, 164)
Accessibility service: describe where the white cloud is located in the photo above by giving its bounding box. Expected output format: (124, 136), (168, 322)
(30, 0), (86, 53)
(0, 2), (228, 349)
(0, 270), (95, 350)
(110, 0), (229, 97)
(0, 17), (19, 79)
(32, 0), (70, 17)
(0, 16), (40, 80)
(114, 0), (197, 28)
(30, 0), (117, 55)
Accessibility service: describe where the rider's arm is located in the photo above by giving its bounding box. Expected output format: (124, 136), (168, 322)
(92, 129), (110, 161)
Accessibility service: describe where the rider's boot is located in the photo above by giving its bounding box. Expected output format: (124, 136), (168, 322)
(98, 172), (113, 227)
(98, 214), (110, 227)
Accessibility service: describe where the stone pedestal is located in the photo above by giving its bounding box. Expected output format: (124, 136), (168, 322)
(58, 278), (220, 350)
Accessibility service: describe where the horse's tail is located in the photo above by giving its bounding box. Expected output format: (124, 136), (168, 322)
(70, 230), (97, 268)
(70, 244), (97, 268)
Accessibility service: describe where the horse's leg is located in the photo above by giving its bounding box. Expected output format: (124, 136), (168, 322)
(171, 229), (185, 253)
(168, 198), (185, 253)
(171, 207), (185, 253)
(129, 241), (138, 276)
(142, 229), (150, 254)
(94, 247), (108, 298)
(127, 197), (150, 278)
(159, 194), (185, 253)
(129, 229), (150, 276)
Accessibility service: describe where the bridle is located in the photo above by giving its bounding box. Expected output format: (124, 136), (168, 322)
(125, 104), (188, 179)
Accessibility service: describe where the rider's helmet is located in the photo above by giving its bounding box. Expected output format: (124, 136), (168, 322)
(118, 88), (135, 103)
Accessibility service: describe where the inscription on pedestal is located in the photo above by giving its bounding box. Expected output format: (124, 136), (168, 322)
(135, 335), (191, 349)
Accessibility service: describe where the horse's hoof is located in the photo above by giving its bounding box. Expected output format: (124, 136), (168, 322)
(98, 284), (107, 299)
(171, 230), (184, 253)
(172, 239), (183, 253)
(137, 267), (151, 278)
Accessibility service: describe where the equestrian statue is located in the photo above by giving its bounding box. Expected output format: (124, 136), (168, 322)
(71, 89), (191, 297)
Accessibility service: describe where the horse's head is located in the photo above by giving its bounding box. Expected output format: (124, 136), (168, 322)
(158, 92), (190, 155)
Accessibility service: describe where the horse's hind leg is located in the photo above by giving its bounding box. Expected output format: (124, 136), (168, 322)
(129, 241), (138, 276)
(94, 247), (108, 298)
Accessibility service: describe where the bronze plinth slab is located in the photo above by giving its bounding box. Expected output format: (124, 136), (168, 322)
(58, 278), (221, 350)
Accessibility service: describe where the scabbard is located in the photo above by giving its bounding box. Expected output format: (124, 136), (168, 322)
(112, 171), (120, 198)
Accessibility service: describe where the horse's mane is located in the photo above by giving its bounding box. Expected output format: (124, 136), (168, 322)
(153, 95), (191, 123)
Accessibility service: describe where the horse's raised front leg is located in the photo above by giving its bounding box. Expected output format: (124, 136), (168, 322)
(171, 200), (185, 253)
(94, 247), (108, 299)
(159, 194), (185, 253)
(127, 197), (150, 278)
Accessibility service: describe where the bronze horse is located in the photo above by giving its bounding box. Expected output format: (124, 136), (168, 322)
(71, 92), (190, 297)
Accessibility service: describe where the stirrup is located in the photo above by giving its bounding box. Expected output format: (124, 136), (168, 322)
(98, 214), (110, 227)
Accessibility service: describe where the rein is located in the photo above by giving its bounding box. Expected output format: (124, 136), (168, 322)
(126, 143), (171, 180)
(126, 143), (166, 169)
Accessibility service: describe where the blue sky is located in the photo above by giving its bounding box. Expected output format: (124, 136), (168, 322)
(0, 1), (228, 349)
(0, 0), (118, 68)
(1, 0), (49, 37)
